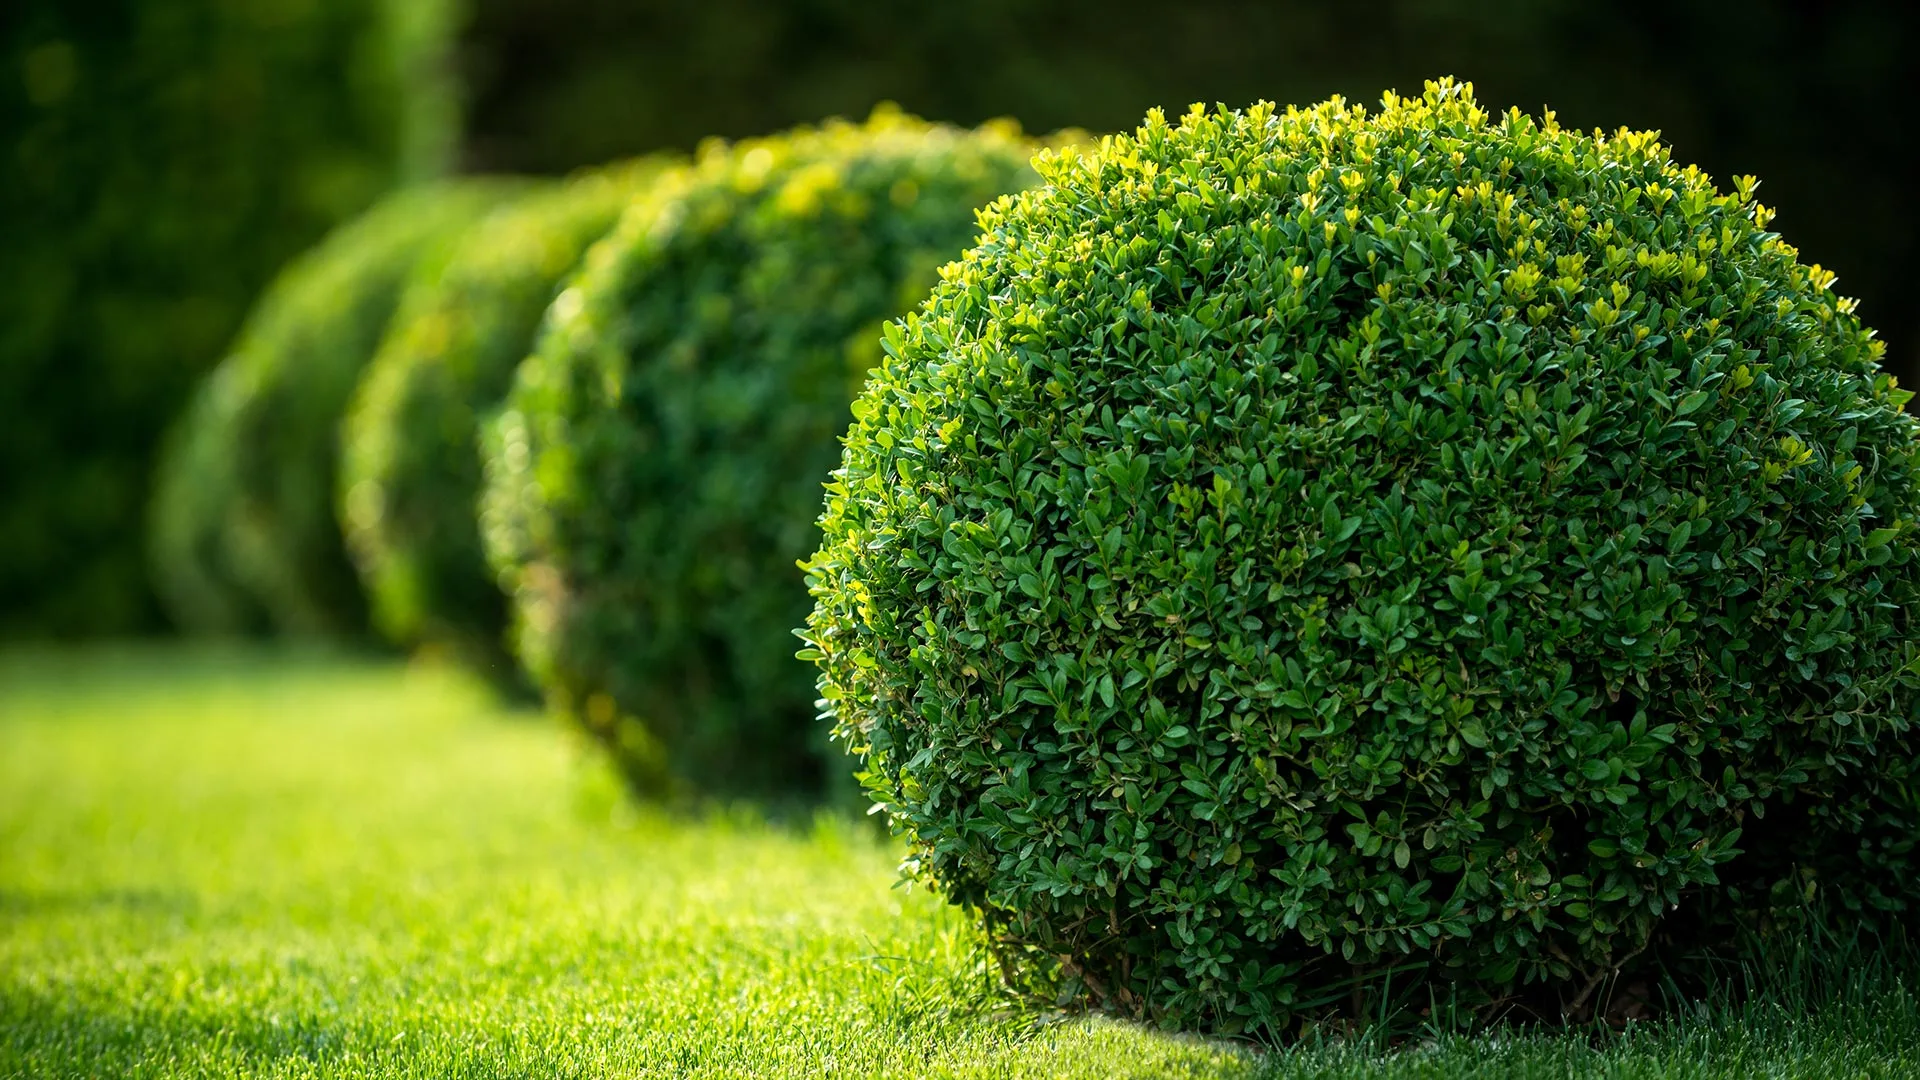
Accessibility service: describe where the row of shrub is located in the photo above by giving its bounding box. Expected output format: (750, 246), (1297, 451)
(152, 83), (1920, 1036)
(152, 106), (1045, 786)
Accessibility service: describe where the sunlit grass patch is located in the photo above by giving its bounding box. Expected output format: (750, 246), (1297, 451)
(1, 648), (1916, 1078)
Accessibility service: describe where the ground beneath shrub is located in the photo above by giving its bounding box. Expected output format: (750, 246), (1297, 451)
(2, 647), (1916, 1079)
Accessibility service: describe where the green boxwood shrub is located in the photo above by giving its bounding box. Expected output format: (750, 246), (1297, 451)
(151, 180), (517, 638)
(801, 81), (1920, 1033)
(339, 159), (670, 675)
(480, 109), (1045, 796)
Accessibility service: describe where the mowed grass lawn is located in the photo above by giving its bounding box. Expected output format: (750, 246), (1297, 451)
(3, 649), (1919, 1079)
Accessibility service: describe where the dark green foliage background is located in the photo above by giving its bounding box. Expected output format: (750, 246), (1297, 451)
(8, 0), (1909, 640)
(150, 181), (515, 639)
(1, 0), (456, 636)
(460, 0), (1918, 392)
(481, 112), (1040, 796)
(340, 159), (668, 671)
(803, 84), (1920, 1032)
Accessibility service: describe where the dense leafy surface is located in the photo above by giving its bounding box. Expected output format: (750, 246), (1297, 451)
(482, 110), (1042, 796)
(340, 160), (669, 672)
(804, 81), (1920, 1032)
(150, 182), (516, 638)
(3, 650), (1918, 1077)
(0, 0), (455, 636)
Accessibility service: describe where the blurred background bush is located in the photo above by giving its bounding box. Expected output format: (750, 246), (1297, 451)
(338, 159), (671, 678)
(478, 113), (1042, 798)
(149, 179), (515, 640)
(4, 0), (1914, 638)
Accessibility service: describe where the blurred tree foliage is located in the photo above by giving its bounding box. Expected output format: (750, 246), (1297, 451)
(1, 0), (456, 636)
(459, 0), (1916, 386)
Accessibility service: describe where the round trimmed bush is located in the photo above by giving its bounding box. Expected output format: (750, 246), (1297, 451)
(481, 109), (1045, 796)
(151, 180), (517, 638)
(801, 81), (1920, 1032)
(340, 159), (670, 673)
